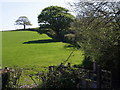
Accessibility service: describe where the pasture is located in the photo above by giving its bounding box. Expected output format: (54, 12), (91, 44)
(2, 30), (84, 70)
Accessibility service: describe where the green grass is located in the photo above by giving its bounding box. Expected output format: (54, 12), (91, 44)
(2, 30), (84, 85)
(2, 31), (84, 70)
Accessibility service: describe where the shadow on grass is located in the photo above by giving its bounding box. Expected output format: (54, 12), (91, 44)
(23, 39), (60, 44)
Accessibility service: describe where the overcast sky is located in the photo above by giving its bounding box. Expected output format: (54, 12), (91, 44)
(0, 0), (76, 31)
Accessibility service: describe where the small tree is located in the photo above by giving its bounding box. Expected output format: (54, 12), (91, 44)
(38, 6), (75, 41)
(15, 16), (32, 30)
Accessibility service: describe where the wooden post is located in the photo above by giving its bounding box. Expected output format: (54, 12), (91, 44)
(111, 66), (120, 89)
(0, 73), (2, 90)
(97, 65), (101, 89)
(93, 61), (97, 72)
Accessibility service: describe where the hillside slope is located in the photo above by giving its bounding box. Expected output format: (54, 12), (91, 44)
(2, 31), (84, 69)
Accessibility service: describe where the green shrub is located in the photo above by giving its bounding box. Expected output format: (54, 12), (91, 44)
(35, 63), (84, 89)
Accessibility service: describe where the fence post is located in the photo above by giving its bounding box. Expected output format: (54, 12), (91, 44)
(97, 65), (101, 89)
(111, 66), (120, 89)
(93, 61), (97, 72)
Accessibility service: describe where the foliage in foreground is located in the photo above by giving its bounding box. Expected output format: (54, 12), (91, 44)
(30, 63), (85, 89)
(2, 63), (112, 89)
(1, 67), (22, 89)
(1, 64), (82, 89)
(71, 1), (120, 69)
(40, 65), (79, 89)
(70, 1), (120, 87)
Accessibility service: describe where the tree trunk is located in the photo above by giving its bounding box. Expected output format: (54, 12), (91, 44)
(23, 24), (26, 30)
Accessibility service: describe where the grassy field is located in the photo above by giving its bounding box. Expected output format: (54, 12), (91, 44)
(2, 30), (84, 70)
(2, 30), (84, 85)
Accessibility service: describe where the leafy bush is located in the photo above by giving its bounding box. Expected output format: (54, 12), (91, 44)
(28, 63), (85, 89)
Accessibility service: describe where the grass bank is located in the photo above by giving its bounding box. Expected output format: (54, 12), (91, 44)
(2, 31), (84, 70)
(2, 30), (84, 85)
